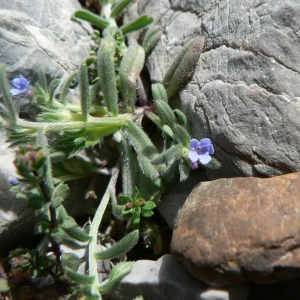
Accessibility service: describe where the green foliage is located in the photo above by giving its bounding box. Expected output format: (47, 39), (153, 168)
(95, 230), (139, 259)
(74, 10), (110, 29)
(143, 25), (162, 57)
(98, 261), (133, 293)
(119, 43), (145, 112)
(118, 187), (156, 228)
(163, 36), (205, 98)
(121, 15), (153, 35)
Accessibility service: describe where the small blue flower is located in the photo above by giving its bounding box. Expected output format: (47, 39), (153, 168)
(188, 138), (214, 165)
(9, 179), (19, 186)
(10, 75), (30, 96)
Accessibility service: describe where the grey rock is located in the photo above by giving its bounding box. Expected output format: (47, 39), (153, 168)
(171, 172), (300, 286)
(0, 0), (92, 82)
(126, 0), (300, 179)
(110, 254), (249, 300)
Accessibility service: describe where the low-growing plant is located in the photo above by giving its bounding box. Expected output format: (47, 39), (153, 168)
(0, 0), (219, 299)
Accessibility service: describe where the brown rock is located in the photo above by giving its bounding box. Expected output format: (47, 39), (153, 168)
(171, 172), (300, 287)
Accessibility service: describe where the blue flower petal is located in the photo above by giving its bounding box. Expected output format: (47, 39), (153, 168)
(189, 139), (200, 150)
(10, 88), (26, 96)
(198, 154), (212, 165)
(188, 150), (199, 163)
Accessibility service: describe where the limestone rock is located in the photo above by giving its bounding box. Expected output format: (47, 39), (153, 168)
(110, 254), (249, 300)
(0, 0), (92, 81)
(171, 172), (300, 286)
(125, 0), (300, 179)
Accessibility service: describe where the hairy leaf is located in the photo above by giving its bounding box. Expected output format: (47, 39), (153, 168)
(65, 267), (95, 285)
(121, 15), (153, 35)
(143, 25), (162, 57)
(79, 62), (90, 120)
(74, 10), (110, 28)
(111, 0), (134, 18)
(59, 71), (78, 105)
(151, 83), (168, 103)
(98, 262), (134, 293)
(163, 36), (204, 98)
(95, 230), (139, 259)
(64, 226), (92, 242)
(97, 36), (118, 116)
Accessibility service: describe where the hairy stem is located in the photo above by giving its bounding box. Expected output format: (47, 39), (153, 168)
(88, 160), (121, 297)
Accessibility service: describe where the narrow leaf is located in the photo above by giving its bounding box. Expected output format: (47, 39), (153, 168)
(119, 131), (137, 197)
(143, 25), (162, 57)
(59, 71), (78, 105)
(120, 43), (145, 112)
(173, 124), (191, 146)
(179, 159), (190, 181)
(74, 10), (110, 28)
(174, 109), (192, 135)
(163, 36), (204, 98)
(97, 36), (118, 116)
(63, 226), (92, 242)
(121, 15), (153, 35)
(95, 230), (139, 259)
(111, 0), (134, 18)
(155, 99), (176, 127)
(38, 68), (48, 93)
(65, 267), (95, 285)
(0, 65), (18, 123)
(99, 262), (133, 293)
(151, 83), (168, 103)
(48, 78), (61, 103)
(79, 62), (90, 120)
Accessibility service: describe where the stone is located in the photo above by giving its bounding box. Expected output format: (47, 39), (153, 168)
(171, 172), (300, 286)
(0, 0), (92, 82)
(125, 0), (300, 179)
(109, 254), (249, 300)
(158, 169), (208, 229)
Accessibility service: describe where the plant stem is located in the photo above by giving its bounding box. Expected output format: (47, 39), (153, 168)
(88, 160), (120, 297)
(34, 171), (61, 265)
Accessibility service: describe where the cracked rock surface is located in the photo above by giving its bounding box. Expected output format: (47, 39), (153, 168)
(127, 0), (300, 179)
(0, 0), (92, 81)
(171, 172), (300, 286)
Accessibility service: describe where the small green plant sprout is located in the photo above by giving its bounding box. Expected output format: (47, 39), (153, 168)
(119, 187), (156, 228)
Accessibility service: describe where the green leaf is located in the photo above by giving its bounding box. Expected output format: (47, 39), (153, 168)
(97, 36), (118, 116)
(59, 71), (78, 105)
(50, 227), (65, 244)
(49, 78), (61, 103)
(61, 253), (80, 271)
(143, 25), (162, 57)
(119, 132), (138, 197)
(98, 261), (133, 293)
(140, 210), (154, 218)
(142, 201), (156, 210)
(38, 68), (48, 93)
(111, 0), (134, 18)
(27, 195), (47, 210)
(151, 83), (168, 103)
(121, 15), (153, 35)
(163, 36), (204, 98)
(35, 221), (51, 234)
(63, 226), (92, 242)
(95, 230), (139, 259)
(204, 157), (221, 169)
(0, 65), (18, 123)
(65, 266), (95, 284)
(74, 10), (110, 28)
(174, 109), (192, 135)
(119, 195), (132, 204)
(179, 159), (190, 181)
(120, 43), (145, 112)
(0, 278), (9, 292)
(53, 182), (69, 201)
(131, 210), (141, 228)
(79, 62), (90, 120)
(155, 100), (176, 128)
(173, 124), (191, 146)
